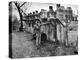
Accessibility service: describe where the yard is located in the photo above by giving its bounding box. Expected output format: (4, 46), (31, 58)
(11, 30), (78, 58)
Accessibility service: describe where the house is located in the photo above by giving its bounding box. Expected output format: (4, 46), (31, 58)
(56, 4), (73, 22)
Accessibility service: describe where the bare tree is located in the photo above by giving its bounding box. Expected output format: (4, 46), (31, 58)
(14, 1), (26, 31)
(11, 1), (32, 31)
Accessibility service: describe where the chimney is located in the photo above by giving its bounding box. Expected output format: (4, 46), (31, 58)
(56, 4), (60, 9)
(35, 10), (38, 13)
(49, 6), (53, 10)
(67, 7), (72, 10)
(30, 12), (32, 15)
(33, 12), (35, 14)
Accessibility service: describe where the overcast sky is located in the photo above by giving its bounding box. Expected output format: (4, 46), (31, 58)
(26, 2), (78, 15)
(12, 2), (78, 20)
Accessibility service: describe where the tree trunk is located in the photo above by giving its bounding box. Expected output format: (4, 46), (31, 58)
(17, 7), (23, 31)
(19, 14), (23, 31)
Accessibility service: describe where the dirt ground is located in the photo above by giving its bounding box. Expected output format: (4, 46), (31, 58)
(11, 31), (78, 58)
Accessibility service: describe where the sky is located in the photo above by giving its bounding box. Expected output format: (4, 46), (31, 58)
(26, 2), (78, 15)
(12, 2), (78, 20)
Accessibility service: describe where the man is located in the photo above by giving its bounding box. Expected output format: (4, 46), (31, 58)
(34, 20), (41, 46)
(49, 18), (65, 42)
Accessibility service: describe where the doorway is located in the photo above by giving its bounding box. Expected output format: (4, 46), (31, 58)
(41, 33), (47, 42)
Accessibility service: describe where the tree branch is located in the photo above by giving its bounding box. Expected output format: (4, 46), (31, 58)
(20, 2), (26, 7)
(14, 1), (17, 7)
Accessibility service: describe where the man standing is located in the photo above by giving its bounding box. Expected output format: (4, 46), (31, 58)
(34, 20), (41, 46)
